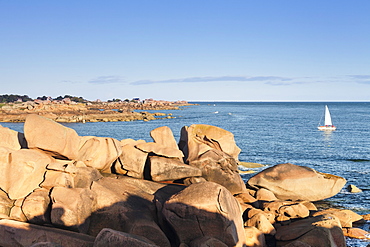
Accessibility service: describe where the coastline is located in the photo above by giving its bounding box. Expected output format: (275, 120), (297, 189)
(0, 100), (192, 123)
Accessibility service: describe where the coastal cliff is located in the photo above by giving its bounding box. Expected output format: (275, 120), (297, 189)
(0, 115), (368, 246)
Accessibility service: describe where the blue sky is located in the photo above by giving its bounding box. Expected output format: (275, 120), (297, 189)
(1, 1), (370, 101)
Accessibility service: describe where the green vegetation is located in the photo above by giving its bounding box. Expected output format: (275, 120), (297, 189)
(0, 94), (33, 103)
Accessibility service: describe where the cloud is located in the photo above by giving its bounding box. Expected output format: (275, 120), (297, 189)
(347, 75), (370, 84)
(88, 76), (125, 84)
(131, 76), (292, 85)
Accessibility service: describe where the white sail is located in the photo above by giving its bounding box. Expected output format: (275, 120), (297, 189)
(324, 105), (333, 126)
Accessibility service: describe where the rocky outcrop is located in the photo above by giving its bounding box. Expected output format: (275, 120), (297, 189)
(247, 163), (347, 201)
(0, 115), (361, 246)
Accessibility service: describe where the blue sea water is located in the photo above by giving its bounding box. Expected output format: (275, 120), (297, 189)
(2, 102), (370, 246)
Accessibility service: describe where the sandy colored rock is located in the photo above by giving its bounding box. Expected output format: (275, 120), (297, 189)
(247, 163), (347, 201)
(347, 184), (362, 193)
(22, 188), (51, 225)
(0, 189), (13, 219)
(313, 208), (363, 227)
(0, 147), (51, 200)
(255, 188), (278, 202)
(0, 219), (95, 247)
(162, 181), (246, 247)
(115, 144), (148, 178)
(136, 142), (184, 159)
(245, 212), (276, 235)
(149, 156), (202, 181)
(0, 125), (27, 149)
(50, 187), (95, 233)
(189, 149), (247, 195)
(179, 124), (241, 162)
(342, 227), (370, 239)
(77, 136), (122, 172)
(244, 226), (267, 247)
(24, 114), (80, 159)
(150, 126), (179, 150)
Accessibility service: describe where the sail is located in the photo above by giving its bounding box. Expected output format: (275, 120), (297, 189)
(324, 105), (333, 126)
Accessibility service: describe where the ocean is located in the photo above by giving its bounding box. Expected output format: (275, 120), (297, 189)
(2, 102), (370, 246)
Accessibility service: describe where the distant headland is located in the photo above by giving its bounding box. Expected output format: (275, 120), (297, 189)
(0, 94), (191, 123)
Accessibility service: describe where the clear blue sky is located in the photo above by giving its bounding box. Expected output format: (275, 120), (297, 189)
(1, 1), (370, 101)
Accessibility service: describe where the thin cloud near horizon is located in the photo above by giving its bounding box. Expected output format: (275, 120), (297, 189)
(130, 76), (293, 85)
(88, 75), (125, 84)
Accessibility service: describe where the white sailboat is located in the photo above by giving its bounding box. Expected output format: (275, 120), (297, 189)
(318, 105), (336, 131)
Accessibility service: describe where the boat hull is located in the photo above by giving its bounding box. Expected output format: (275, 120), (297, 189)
(318, 126), (336, 131)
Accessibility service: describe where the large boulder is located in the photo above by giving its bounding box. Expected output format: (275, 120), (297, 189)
(275, 214), (346, 247)
(149, 156), (202, 182)
(89, 176), (171, 247)
(247, 163), (347, 201)
(114, 143), (148, 178)
(179, 124), (241, 162)
(50, 187), (95, 233)
(150, 126), (179, 150)
(0, 125), (27, 149)
(0, 189), (13, 219)
(162, 181), (247, 247)
(189, 149), (247, 195)
(24, 114), (80, 160)
(77, 136), (122, 172)
(0, 219), (95, 247)
(0, 147), (52, 200)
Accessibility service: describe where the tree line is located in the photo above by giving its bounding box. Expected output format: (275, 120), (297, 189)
(0, 94), (88, 103)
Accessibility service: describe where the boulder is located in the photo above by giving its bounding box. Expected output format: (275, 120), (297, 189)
(189, 149), (247, 195)
(0, 189), (13, 219)
(0, 125), (27, 149)
(179, 124), (241, 162)
(120, 138), (146, 146)
(50, 187), (95, 233)
(342, 227), (370, 239)
(136, 142), (184, 159)
(94, 228), (159, 247)
(24, 114), (80, 159)
(244, 226), (267, 247)
(313, 208), (363, 227)
(0, 219), (95, 247)
(9, 198), (27, 222)
(89, 177), (171, 247)
(149, 156), (202, 182)
(0, 147), (51, 200)
(77, 136), (122, 172)
(244, 213), (276, 235)
(162, 181), (246, 247)
(275, 214), (346, 247)
(150, 126), (179, 150)
(247, 163), (346, 201)
(114, 144), (148, 178)
(22, 188), (51, 225)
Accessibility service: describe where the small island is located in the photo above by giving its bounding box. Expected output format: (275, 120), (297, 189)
(0, 94), (191, 123)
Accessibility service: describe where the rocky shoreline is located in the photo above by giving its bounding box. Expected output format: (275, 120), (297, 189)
(0, 114), (369, 246)
(0, 100), (191, 123)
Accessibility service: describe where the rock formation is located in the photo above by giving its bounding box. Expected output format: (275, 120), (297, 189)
(0, 116), (365, 247)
